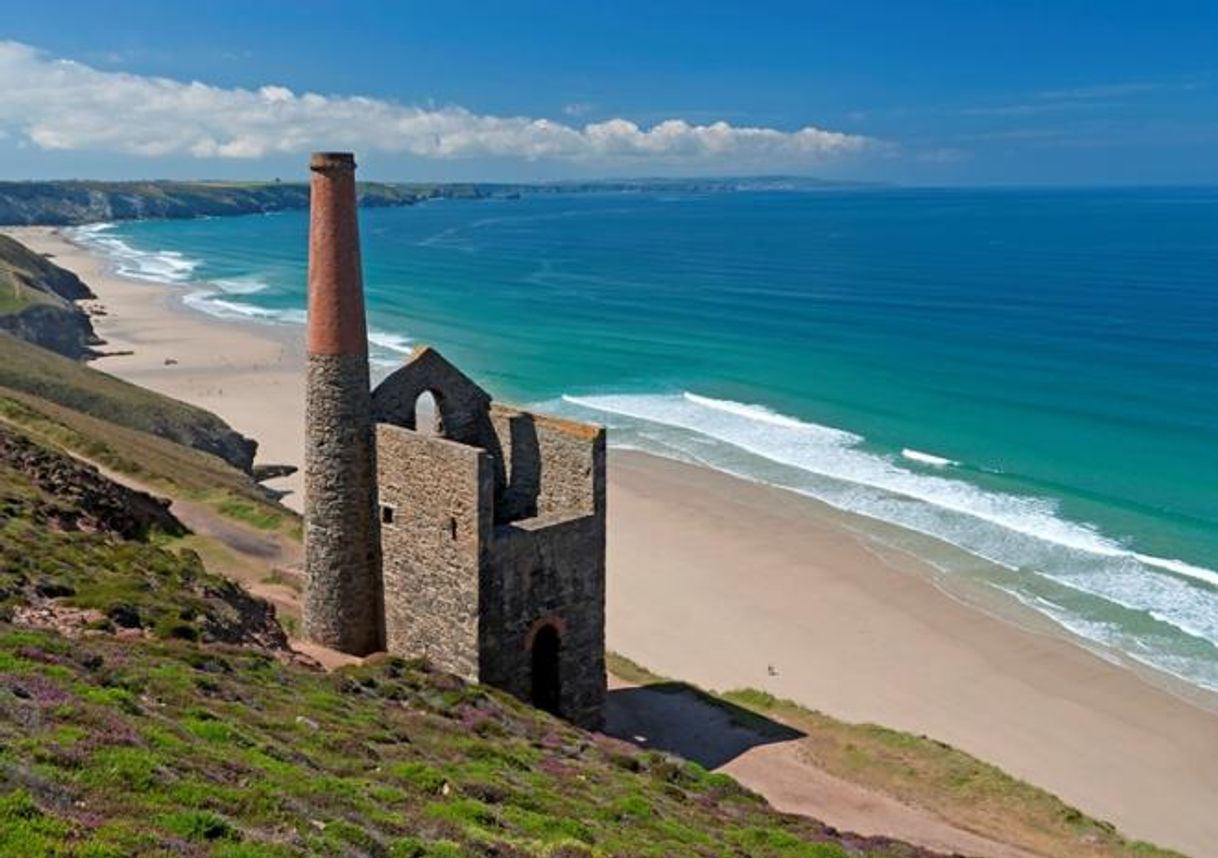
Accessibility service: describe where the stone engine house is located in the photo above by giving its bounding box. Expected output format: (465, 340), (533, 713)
(302, 152), (606, 728)
(373, 349), (606, 728)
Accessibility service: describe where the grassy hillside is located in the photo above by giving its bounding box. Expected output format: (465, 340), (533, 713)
(0, 388), (293, 542)
(0, 423), (286, 649)
(0, 419), (936, 858)
(0, 334), (257, 472)
(0, 234), (92, 304)
(0, 628), (943, 858)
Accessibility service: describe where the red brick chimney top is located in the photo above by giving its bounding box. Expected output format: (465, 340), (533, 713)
(306, 151), (367, 356)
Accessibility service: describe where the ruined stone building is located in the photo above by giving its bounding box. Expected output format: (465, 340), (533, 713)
(302, 153), (606, 728)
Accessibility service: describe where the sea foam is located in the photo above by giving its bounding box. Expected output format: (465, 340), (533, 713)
(559, 390), (1218, 688)
(902, 448), (957, 467)
(71, 223), (200, 284)
(69, 223), (413, 358)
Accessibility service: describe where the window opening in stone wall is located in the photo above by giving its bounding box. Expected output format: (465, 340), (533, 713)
(413, 390), (444, 436)
(530, 624), (562, 716)
(381, 505), (395, 525)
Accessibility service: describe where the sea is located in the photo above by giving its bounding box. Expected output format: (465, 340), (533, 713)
(70, 186), (1218, 694)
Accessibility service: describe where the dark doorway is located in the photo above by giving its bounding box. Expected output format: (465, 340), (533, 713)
(530, 624), (562, 716)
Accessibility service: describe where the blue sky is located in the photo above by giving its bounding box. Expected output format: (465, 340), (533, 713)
(1, 0), (1216, 184)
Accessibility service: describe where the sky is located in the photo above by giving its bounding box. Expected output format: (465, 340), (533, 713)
(1, 0), (1216, 185)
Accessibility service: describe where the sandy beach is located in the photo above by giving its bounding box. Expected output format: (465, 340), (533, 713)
(8, 224), (1218, 857)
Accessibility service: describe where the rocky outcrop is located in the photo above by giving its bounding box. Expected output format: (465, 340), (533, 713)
(0, 302), (102, 360)
(0, 423), (290, 652)
(0, 234), (92, 300)
(0, 422), (184, 539)
(0, 233), (101, 359)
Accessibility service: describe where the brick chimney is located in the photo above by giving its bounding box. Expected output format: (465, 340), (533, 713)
(302, 151), (384, 655)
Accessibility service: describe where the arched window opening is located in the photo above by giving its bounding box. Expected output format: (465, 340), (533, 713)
(413, 390), (445, 437)
(530, 624), (562, 716)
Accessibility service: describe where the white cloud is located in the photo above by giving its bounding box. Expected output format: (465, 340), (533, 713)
(0, 41), (873, 165)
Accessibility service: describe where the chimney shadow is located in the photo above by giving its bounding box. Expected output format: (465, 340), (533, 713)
(603, 681), (805, 769)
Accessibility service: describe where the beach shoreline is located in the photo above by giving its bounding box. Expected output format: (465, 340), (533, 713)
(7, 223), (1218, 857)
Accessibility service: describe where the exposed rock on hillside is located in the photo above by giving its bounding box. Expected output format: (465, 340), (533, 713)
(0, 422), (288, 651)
(0, 234), (92, 301)
(0, 422), (182, 539)
(0, 233), (101, 359)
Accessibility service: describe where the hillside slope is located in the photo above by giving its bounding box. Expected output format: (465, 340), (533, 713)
(0, 235), (99, 359)
(0, 417), (938, 858)
(0, 334), (257, 472)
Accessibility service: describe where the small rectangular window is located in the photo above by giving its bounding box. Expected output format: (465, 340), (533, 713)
(381, 505), (395, 525)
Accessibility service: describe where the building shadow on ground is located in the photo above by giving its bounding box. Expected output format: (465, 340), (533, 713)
(603, 681), (805, 769)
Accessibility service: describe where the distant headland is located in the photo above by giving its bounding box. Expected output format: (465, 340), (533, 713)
(0, 175), (881, 226)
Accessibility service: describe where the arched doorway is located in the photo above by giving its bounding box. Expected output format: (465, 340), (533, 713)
(530, 624), (562, 716)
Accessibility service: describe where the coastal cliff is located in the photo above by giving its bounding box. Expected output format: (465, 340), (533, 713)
(0, 234), (100, 359)
(0, 232), (259, 472)
(0, 180), (485, 226)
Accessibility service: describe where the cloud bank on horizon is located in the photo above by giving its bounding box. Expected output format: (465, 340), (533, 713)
(0, 41), (872, 167)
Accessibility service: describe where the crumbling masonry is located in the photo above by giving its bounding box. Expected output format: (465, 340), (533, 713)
(302, 153), (606, 728)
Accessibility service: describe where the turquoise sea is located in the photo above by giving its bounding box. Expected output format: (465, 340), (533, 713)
(72, 187), (1218, 692)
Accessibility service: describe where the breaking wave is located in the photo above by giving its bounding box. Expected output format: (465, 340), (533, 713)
(71, 222), (200, 283)
(557, 390), (1218, 691)
(68, 222), (413, 367)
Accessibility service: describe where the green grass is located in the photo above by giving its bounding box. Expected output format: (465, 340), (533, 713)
(0, 424), (288, 649)
(0, 421), (922, 856)
(0, 334), (255, 472)
(0, 280), (49, 314)
(0, 629), (936, 858)
(0, 234), (75, 313)
(0, 385), (297, 538)
(216, 497), (283, 530)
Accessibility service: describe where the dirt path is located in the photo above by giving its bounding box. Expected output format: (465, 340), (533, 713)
(605, 677), (1042, 858)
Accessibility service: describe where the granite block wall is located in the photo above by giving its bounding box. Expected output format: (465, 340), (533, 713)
(376, 423), (492, 681)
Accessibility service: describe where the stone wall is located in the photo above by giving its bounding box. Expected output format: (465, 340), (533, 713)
(369, 346), (606, 727)
(488, 406), (606, 525)
(376, 423), (492, 681)
(371, 347), (493, 446)
(483, 513), (607, 729)
(303, 353), (383, 655)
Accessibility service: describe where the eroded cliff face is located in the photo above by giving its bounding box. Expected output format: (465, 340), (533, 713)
(0, 233), (101, 360)
(0, 302), (101, 360)
(0, 333), (260, 473)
